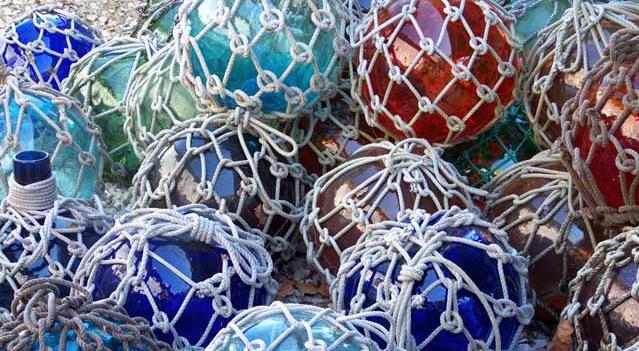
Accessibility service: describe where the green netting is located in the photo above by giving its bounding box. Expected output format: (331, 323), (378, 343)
(443, 103), (541, 187)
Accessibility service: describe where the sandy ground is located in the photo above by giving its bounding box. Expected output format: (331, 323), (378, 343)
(0, 1), (553, 349)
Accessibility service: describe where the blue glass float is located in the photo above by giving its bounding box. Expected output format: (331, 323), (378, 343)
(174, 0), (348, 118)
(131, 116), (302, 256)
(63, 37), (156, 180)
(75, 206), (276, 349)
(332, 207), (532, 351)
(0, 151), (110, 311)
(0, 7), (102, 90)
(0, 278), (170, 350)
(208, 302), (385, 350)
(0, 79), (102, 199)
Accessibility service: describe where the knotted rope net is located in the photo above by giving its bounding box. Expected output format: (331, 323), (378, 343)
(173, 0), (350, 120)
(562, 229), (639, 350)
(0, 171), (112, 318)
(207, 301), (392, 351)
(0, 278), (170, 351)
(301, 138), (484, 282)
(523, 0), (639, 149)
(0, 76), (103, 199)
(562, 28), (639, 227)
(133, 0), (181, 42)
(483, 150), (608, 323)
(0, 6), (103, 90)
(63, 36), (160, 180)
(132, 112), (304, 256)
(290, 86), (392, 178)
(351, 0), (520, 145)
(332, 206), (533, 351)
(74, 205), (278, 350)
(125, 43), (208, 159)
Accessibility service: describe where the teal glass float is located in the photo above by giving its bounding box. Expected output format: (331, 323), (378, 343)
(174, 0), (348, 119)
(0, 278), (170, 350)
(75, 206), (277, 349)
(126, 44), (206, 157)
(0, 7), (102, 90)
(134, 0), (182, 42)
(0, 76), (103, 200)
(0, 151), (112, 311)
(442, 104), (541, 187)
(64, 37), (157, 180)
(507, 0), (571, 54)
(332, 207), (533, 351)
(208, 302), (388, 350)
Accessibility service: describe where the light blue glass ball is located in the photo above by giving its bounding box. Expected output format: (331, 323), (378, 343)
(176, 0), (347, 117)
(210, 303), (377, 350)
(0, 83), (102, 199)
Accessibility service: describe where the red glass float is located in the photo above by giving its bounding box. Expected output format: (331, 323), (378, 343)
(301, 139), (480, 281)
(563, 28), (639, 226)
(523, 1), (639, 148)
(352, 0), (520, 145)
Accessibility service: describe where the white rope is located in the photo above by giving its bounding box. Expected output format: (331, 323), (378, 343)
(6, 175), (57, 212)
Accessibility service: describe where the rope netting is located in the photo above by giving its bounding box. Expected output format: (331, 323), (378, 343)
(290, 86), (392, 178)
(331, 206), (533, 351)
(562, 229), (639, 350)
(483, 150), (608, 322)
(131, 112), (304, 256)
(207, 301), (392, 350)
(74, 205), (278, 349)
(125, 43), (208, 160)
(133, 0), (181, 42)
(562, 28), (639, 227)
(506, 0), (571, 51)
(523, 0), (639, 149)
(442, 103), (540, 187)
(351, 0), (520, 145)
(63, 36), (160, 180)
(173, 0), (350, 119)
(0, 172), (112, 317)
(301, 138), (484, 282)
(0, 76), (103, 200)
(0, 6), (103, 90)
(0, 278), (171, 351)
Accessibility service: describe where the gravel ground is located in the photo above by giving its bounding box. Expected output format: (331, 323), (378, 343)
(0, 1), (553, 349)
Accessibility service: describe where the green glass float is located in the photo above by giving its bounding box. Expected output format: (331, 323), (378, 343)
(174, 0), (348, 119)
(0, 73), (102, 200)
(442, 103), (541, 187)
(507, 0), (571, 54)
(64, 37), (157, 180)
(134, 0), (181, 42)
(125, 44), (206, 158)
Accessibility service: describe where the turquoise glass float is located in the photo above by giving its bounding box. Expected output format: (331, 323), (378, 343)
(208, 303), (384, 350)
(508, 0), (571, 53)
(174, 0), (348, 118)
(64, 37), (156, 180)
(0, 8), (102, 90)
(75, 206), (276, 349)
(0, 80), (102, 199)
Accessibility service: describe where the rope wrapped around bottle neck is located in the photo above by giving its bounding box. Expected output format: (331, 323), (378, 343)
(6, 174), (58, 211)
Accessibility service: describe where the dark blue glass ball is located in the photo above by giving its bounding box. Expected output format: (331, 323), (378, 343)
(0, 216), (102, 309)
(340, 226), (522, 350)
(1, 9), (101, 90)
(90, 229), (270, 347)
